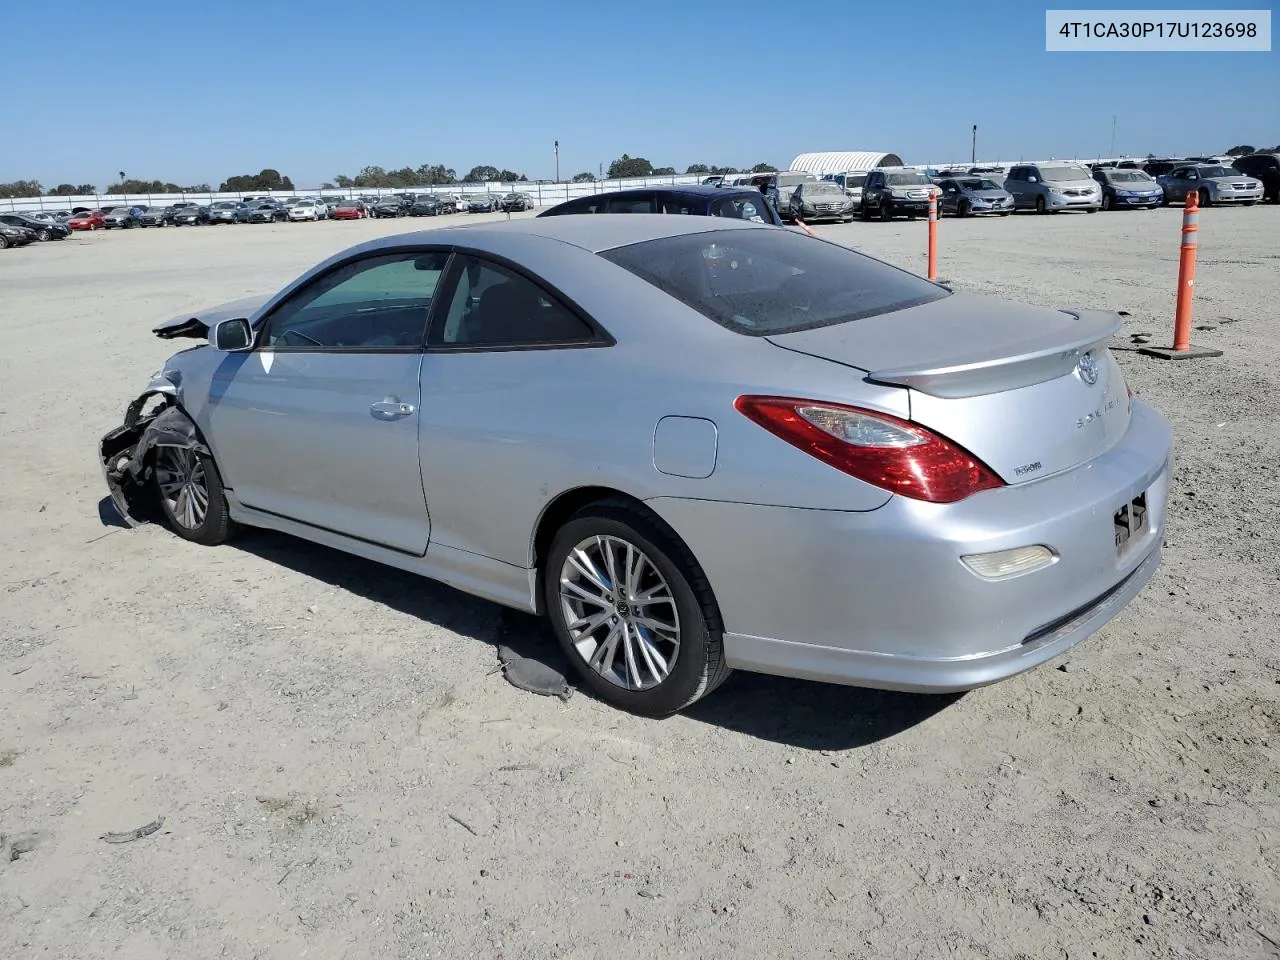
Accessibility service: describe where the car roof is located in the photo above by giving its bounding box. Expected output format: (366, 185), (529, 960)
(358, 213), (762, 256)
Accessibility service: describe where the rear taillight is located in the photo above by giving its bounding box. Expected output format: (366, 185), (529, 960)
(734, 396), (1004, 504)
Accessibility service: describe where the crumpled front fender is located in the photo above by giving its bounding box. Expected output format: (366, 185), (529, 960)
(99, 390), (210, 527)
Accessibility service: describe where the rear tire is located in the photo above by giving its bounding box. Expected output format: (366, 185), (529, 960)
(544, 499), (730, 717)
(152, 446), (236, 547)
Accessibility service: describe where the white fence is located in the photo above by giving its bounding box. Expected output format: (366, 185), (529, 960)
(0, 175), (709, 215)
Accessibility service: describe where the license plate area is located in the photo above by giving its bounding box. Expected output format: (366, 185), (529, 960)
(1114, 492), (1148, 554)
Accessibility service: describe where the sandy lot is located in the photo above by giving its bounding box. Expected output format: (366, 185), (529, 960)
(2, 207), (1278, 960)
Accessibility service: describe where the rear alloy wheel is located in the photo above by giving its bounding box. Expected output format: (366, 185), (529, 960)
(152, 446), (235, 546)
(546, 500), (730, 716)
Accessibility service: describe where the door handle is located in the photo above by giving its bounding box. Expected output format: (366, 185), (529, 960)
(370, 398), (416, 420)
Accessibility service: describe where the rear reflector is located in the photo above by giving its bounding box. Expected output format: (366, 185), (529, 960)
(735, 395), (1004, 504)
(961, 545), (1057, 580)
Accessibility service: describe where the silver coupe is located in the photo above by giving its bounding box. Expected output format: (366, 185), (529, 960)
(100, 216), (1172, 716)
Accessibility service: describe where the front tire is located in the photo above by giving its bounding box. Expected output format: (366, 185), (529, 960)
(1198, 188), (1212, 208)
(1101, 193), (1113, 211)
(544, 499), (730, 717)
(956, 199), (970, 218)
(1035, 196), (1047, 214)
(879, 198), (893, 221)
(152, 446), (235, 546)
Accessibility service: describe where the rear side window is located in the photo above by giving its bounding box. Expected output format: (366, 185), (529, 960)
(601, 229), (947, 337)
(710, 195), (772, 223)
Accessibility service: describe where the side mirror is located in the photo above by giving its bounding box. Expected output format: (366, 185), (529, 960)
(212, 317), (254, 352)
(1027, 176), (1039, 183)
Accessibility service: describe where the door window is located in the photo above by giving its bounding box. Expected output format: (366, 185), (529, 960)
(262, 251), (449, 350)
(432, 257), (596, 347)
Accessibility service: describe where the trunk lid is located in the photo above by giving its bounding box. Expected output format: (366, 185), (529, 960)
(765, 293), (1130, 485)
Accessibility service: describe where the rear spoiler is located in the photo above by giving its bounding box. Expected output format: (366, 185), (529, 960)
(865, 309), (1123, 399)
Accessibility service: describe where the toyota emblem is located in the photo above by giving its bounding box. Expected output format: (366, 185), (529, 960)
(1077, 351), (1100, 385)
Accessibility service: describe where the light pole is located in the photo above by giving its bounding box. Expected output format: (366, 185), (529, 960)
(971, 125), (977, 165)
(554, 140), (560, 183)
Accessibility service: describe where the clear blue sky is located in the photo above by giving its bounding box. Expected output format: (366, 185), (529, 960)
(1, 0), (1275, 188)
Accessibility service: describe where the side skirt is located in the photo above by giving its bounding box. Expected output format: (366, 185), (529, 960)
(227, 495), (539, 614)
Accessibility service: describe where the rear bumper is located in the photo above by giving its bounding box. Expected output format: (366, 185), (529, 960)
(647, 399), (1172, 693)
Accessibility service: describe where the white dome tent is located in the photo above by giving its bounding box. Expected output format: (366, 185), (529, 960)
(787, 151), (905, 174)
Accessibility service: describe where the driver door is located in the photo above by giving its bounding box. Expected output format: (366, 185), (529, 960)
(203, 250), (451, 554)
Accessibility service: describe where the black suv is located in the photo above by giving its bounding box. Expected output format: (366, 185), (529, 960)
(1231, 153), (1280, 203)
(537, 185), (782, 225)
(859, 169), (939, 220)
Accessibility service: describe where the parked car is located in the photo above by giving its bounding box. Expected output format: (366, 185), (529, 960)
(1231, 153), (1280, 204)
(822, 171), (869, 207)
(372, 196), (409, 218)
(467, 194), (503, 213)
(0, 212), (71, 240)
(247, 200), (287, 223)
(1141, 159), (1181, 178)
(285, 199), (324, 221)
(357, 195), (380, 210)
(67, 210), (106, 231)
(934, 176), (1014, 216)
(860, 168), (941, 220)
(433, 195), (459, 215)
(0, 221), (35, 248)
(538, 185), (783, 226)
(501, 192), (534, 212)
(1004, 163), (1101, 213)
(410, 196), (444, 217)
(1157, 164), (1263, 207)
(331, 199), (367, 220)
(1091, 169), (1164, 210)
(103, 206), (144, 229)
(170, 205), (210, 226)
(137, 206), (170, 227)
(208, 201), (251, 224)
(100, 216), (1173, 717)
(788, 181), (856, 222)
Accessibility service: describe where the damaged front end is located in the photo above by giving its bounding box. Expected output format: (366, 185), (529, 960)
(99, 379), (210, 527)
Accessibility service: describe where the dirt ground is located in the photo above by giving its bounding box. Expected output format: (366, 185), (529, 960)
(2, 206), (1278, 960)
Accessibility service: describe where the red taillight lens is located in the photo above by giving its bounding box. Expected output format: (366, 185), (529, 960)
(734, 395), (1004, 504)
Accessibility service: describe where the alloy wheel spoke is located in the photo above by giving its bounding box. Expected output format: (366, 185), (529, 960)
(561, 577), (612, 609)
(567, 609), (612, 636)
(633, 624), (668, 682)
(600, 537), (622, 595)
(591, 622), (623, 674)
(621, 622), (641, 689)
(567, 549), (611, 596)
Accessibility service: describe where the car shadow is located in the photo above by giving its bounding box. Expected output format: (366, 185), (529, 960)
(226, 530), (961, 750)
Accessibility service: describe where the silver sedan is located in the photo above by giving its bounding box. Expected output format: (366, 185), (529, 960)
(1157, 164), (1264, 206)
(100, 217), (1172, 716)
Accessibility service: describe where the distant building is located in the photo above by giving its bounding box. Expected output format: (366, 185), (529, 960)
(787, 151), (905, 174)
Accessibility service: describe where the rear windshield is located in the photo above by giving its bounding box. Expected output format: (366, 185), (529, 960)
(600, 229), (947, 337)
